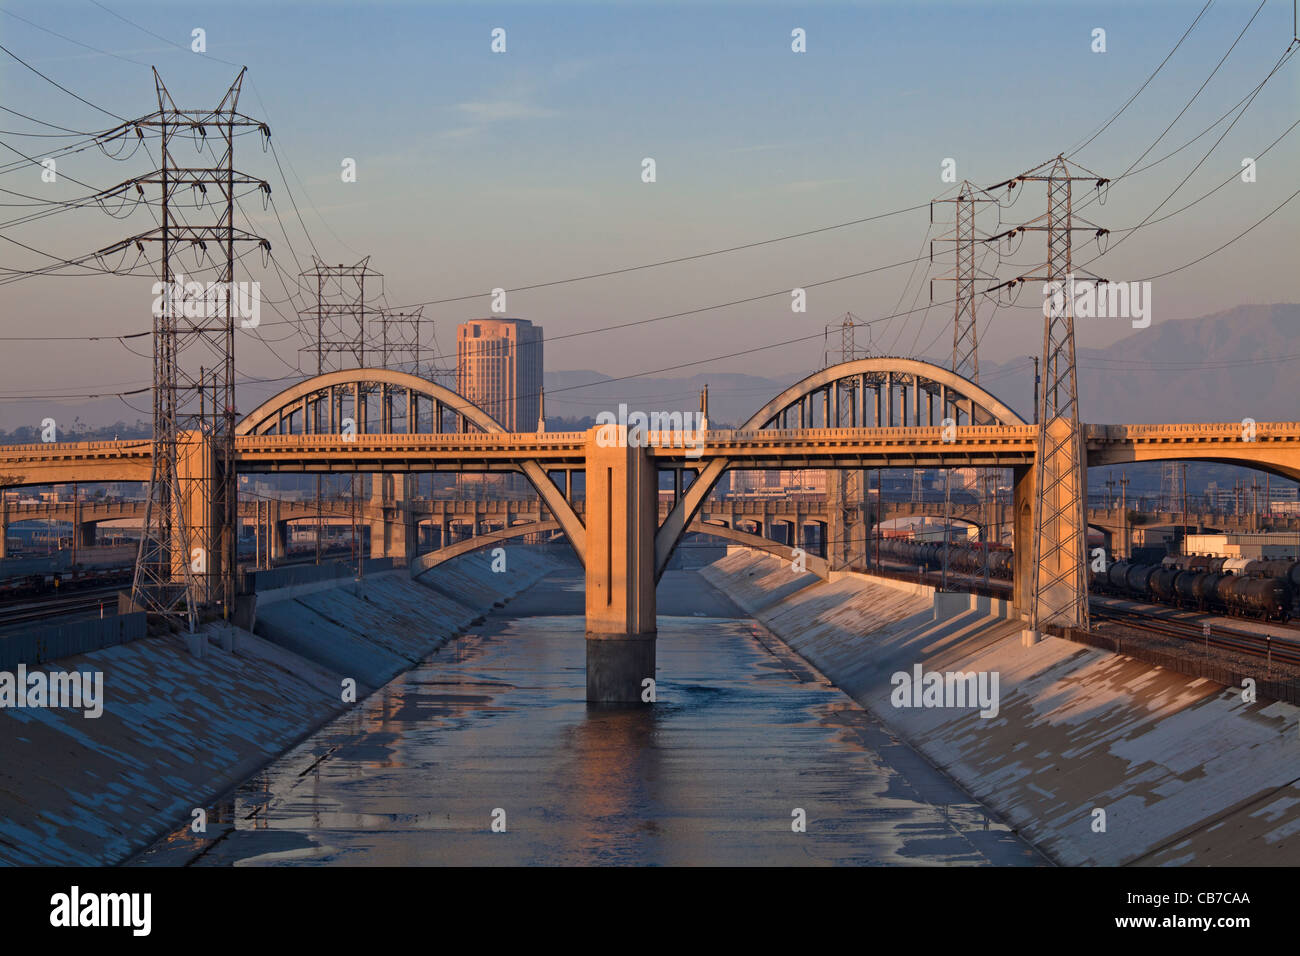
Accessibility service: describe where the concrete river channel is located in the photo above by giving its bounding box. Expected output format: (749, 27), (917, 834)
(133, 562), (1043, 866)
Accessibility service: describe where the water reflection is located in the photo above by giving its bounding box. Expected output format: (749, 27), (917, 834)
(133, 572), (1043, 867)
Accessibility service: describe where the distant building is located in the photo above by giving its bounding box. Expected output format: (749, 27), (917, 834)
(456, 318), (544, 432)
(1184, 532), (1300, 559)
(779, 469), (827, 495)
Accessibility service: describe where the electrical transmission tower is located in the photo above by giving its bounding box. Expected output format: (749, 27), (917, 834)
(299, 257), (381, 373)
(989, 155), (1109, 632)
(1160, 462), (1181, 513)
(930, 181), (998, 391)
(99, 69), (270, 629)
(825, 313), (868, 569)
(932, 181), (998, 577)
(298, 258), (383, 566)
(375, 307), (424, 371)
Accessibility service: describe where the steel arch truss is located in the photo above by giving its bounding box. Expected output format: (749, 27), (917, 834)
(654, 358), (1025, 579)
(237, 369), (587, 561)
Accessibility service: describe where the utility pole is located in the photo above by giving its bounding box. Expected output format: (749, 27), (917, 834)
(876, 468), (882, 569)
(942, 469), (952, 591)
(1181, 463), (1189, 542)
(1119, 472), (1129, 560)
(981, 469), (991, 589)
(71, 481), (78, 575)
(987, 155), (1109, 632)
(100, 69), (270, 630)
(1029, 355), (1040, 425)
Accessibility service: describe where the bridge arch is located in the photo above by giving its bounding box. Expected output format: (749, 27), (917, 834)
(411, 516), (830, 581)
(656, 357), (1025, 579)
(411, 520), (563, 576)
(689, 521), (829, 578)
(238, 369), (588, 561)
(237, 368), (506, 437)
(740, 356), (1026, 431)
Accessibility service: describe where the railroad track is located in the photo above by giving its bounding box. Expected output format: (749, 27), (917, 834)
(1091, 606), (1300, 668)
(0, 591), (118, 627)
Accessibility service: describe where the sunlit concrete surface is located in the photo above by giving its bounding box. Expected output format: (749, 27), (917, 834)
(135, 570), (1043, 866)
(0, 549), (569, 865)
(703, 549), (1300, 866)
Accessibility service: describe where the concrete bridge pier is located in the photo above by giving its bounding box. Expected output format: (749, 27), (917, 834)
(267, 500), (286, 562)
(1012, 464), (1034, 617)
(369, 473), (417, 561)
(584, 429), (656, 704)
(178, 430), (219, 589)
(848, 518), (867, 567)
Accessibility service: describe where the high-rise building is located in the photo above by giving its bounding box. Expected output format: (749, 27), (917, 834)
(456, 318), (544, 431)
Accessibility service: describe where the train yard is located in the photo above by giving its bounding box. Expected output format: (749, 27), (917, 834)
(872, 538), (1300, 679)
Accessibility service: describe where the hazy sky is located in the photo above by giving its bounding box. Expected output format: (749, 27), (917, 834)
(1, 0), (1296, 426)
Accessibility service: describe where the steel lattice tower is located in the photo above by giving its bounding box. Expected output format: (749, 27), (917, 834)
(930, 181), (997, 391)
(298, 258), (382, 565)
(827, 313), (867, 568)
(299, 257), (380, 374)
(932, 182), (997, 579)
(989, 155), (1109, 632)
(101, 69), (270, 629)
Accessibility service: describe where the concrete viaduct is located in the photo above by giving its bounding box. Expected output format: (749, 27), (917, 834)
(4, 358), (1300, 702)
(9, 493), (1290, 565)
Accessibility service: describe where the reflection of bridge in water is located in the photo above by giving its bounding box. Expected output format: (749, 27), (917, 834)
(5, 357), (1300, 701)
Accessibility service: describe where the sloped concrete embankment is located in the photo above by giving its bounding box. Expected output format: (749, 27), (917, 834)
(0, 547), (572, 866)
(701, 549), (1300, 866)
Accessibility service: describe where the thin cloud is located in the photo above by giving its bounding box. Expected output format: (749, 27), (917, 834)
(455, 100), (557, 123)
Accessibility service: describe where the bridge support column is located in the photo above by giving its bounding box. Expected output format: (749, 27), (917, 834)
(584, 429), (656, 705)
(78, 521), (96, 548)
(369, 474), (415, 560)
(1012, 464), (1034, 618)
(849, 518), (866, 569)
(0, 499), (7, 559)
(268, 500), (285, 562)
(177, 430), (219, 599)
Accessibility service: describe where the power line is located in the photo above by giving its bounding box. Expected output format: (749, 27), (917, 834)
(383, 203), (935, 311)
(1068, 0), (1216, 158)
(0, 43), (126, 121)
(1116, 0), (1268, 180)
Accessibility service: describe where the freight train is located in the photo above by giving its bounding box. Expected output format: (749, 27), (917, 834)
(0, 565), (134, 602)
(875, 538), (1014, 579)
(1090, 559), (1293, 622)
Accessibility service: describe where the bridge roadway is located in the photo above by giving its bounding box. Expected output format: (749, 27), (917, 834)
(4, 358), (1299, 702)
(6, 421), (1300, 484)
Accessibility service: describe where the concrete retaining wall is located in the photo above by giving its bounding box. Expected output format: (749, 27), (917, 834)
(0, 546), (573, 866)
(0, 612), (148, 669)
(702, 549), (1300, 866)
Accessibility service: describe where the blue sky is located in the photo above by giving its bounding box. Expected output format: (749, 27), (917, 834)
(1, 0), (1297, 423)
